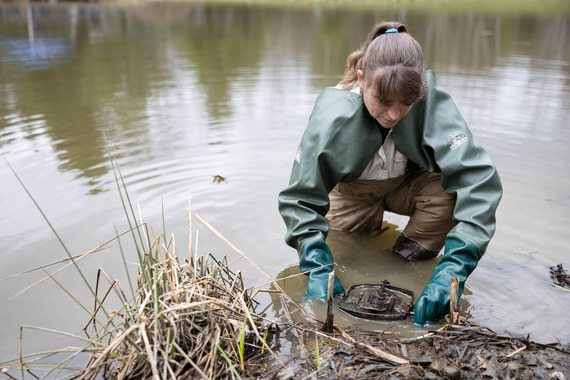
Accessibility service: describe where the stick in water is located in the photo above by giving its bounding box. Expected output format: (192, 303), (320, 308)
(450, 277), (459, 324)
(321, 271), (335, 333)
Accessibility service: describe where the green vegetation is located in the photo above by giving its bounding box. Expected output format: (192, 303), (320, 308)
(156, 0), (570, 15)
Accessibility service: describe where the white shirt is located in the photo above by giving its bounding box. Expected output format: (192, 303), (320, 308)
(358, 130), (408, 180)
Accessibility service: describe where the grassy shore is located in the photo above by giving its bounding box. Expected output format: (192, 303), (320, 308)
(113, 0), (570, 15)
(2, 222), (569, 379)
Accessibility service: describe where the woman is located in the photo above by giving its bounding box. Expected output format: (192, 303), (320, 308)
(278, 22), (502, 326)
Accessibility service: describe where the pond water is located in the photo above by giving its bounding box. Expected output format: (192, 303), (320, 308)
(1, 2), (569, 364)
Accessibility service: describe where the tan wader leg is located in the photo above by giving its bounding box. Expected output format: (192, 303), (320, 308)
(327, 175), (409, 233)
(327, 169), (456, 260)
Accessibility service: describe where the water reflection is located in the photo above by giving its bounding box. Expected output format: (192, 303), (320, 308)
(1, 2), (569, 363)
(2, 4), (569, 191)
(172, 5), (267, 119)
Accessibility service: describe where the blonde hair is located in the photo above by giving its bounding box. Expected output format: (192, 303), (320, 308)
(339, 22), (425, 105)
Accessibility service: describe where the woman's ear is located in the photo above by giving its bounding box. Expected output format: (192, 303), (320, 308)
(357, 70), (364, 87)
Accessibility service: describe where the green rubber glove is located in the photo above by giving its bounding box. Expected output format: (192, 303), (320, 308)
(413, 236), (480, 326)
(299, 238), (345, 299)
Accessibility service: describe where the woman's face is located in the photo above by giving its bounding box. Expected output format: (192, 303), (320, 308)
(357, 70), (412, 129)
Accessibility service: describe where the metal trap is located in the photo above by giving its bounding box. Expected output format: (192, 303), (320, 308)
(338, 281), (414, 320)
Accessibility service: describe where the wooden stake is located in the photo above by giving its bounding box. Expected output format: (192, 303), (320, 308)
(450, 277), (459, 325)
(321, 271), (335, 333)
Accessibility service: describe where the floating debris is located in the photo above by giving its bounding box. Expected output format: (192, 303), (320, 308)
(550, 263), (570, 289)
(212, 174), (226, 183)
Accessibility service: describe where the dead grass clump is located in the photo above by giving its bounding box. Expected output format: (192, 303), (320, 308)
(79, 246), (276, 380)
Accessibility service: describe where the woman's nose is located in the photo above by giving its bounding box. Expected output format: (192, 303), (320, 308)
(387, 105), (401, 120)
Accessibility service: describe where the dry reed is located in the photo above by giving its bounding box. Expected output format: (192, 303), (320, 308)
(77, 238), (278, 379)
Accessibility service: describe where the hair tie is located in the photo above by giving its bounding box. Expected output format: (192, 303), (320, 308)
(385, 28), (399, 34)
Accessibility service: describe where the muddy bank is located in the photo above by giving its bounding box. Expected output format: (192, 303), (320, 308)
(271, 322), (570, 379)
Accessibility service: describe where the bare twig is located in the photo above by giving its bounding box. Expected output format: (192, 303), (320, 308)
(321, 271), (335, 333)
(450, 277), (459, 325)
(335, 326), (409, 365)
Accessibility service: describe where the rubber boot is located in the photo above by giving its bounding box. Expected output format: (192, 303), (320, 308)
(392, 234), (439, 262)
